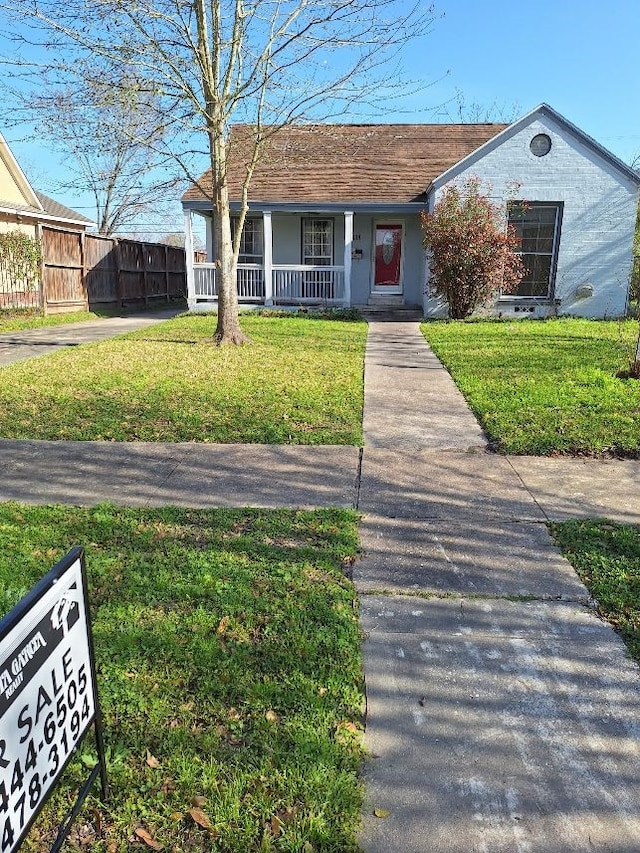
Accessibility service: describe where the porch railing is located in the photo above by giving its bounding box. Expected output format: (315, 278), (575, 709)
(193, 263), (264, 301)
(272, 265), (344, 303)
(193, 263), (345, 305)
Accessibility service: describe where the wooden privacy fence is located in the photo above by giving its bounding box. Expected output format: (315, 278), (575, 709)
(40, 227), (191, 314)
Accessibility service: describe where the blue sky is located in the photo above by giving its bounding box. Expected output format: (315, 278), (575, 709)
(407, 0), (640, 164)
(5, 0), (640, 236)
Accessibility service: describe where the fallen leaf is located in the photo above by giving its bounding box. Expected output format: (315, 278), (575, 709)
(270, 815), (282, 838)
(107, 842), (118, 853)
(279, 806), (297, 825)
(160, 779), (176, 796)
(134, 827), (164, 850)
(191, 795), (207, 808)
(373, 808), (391, 819)
(188, 808), (212, 830)
(146, 750), (161, 769)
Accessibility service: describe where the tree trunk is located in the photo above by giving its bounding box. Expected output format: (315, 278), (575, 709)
(211, 129), (251, 345)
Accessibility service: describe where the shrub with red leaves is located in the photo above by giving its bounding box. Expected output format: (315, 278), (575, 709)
(420, 177), (525, 319)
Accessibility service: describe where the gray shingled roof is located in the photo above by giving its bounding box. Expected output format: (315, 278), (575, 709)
(34, 191), (95, 224)
(0, 190), (94, 225)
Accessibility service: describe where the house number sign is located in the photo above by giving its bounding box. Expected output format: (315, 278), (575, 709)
(0, 548), (107, 853)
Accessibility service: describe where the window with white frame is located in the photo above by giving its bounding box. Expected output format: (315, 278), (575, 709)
(231, 217), (263, 264)
(507, 202), (563, 298)
(302, 218), (334, 266)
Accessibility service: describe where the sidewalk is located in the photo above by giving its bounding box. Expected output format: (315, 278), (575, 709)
(0, 437), (637, 523)
(356, 321), (640, 853)
(0, 314), (638, 851)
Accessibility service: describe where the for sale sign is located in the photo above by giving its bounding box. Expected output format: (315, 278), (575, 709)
(0, 548), (107, 853)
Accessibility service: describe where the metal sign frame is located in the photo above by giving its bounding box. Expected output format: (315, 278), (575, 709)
(0, 547), (107, 853)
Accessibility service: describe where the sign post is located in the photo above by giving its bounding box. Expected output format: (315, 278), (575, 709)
(0, 547), (107, 853)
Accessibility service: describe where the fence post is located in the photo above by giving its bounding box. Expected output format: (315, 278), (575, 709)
(36, 222), (47, 315)
(141, 242), (149, 306)
(80, 230), (89, 310)
(164, 244), (170, 303)
(115, 239), (124, 309)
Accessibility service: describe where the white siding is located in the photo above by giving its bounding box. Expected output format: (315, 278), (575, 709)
(425, 113), (640, 319)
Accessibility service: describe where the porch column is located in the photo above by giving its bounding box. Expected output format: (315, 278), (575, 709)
(263, 210), (273, 306)
(184, 208), (196, 310)
(343, 210), (353, 307)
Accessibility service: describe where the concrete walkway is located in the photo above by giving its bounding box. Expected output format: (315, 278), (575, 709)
(363, 321), (487, 451)
(0, 308), (182, 367)
(356, 322), (640, 853)
(0, 314), (639, 851)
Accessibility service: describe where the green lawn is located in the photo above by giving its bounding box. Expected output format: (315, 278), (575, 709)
(0, 313), (366, 444)
(0, 503), (364, 853)
(551, 520), (640, 662)
(421, 318), (640, 456)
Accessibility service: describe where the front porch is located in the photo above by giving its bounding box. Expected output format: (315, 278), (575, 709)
(185, 208), (353, 310)
(183, 206), (427, 311)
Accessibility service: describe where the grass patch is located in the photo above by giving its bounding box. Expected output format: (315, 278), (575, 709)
(550, 520), (640, 662)
(0, 503), (364, 852)
(0, 313), (366, 444)
(0, 310), (106, 334)
(421, 318), (640, 456)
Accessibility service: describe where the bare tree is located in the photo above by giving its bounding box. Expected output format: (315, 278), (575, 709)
(27, 79), (179, 236)
(1, 0), (436, 343)
(435, 88), (521, 125)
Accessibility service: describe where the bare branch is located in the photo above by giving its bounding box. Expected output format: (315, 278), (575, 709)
(0, 0), (438, 340)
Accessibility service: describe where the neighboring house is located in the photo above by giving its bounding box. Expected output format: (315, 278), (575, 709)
(0, 133), (95, 308)
(0, 134), (94, 234)
(182, 104), (640, 318)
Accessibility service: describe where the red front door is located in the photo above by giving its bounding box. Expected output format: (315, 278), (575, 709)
(374, 223), (403, 290)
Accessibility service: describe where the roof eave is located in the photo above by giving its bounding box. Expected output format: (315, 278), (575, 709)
(0, 204), (96, 228)
(183, 199), (428, 213)
(428, 103), (640, 191)
(0, 134), (44, 210)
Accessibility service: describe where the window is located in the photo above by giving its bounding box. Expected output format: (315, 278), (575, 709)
(231, 218), (263, 264)
(507, 202), (562, 298)
(530, 134), (552, 157)
(301, 218), (334, 296)
(302, 218), (334, 266)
